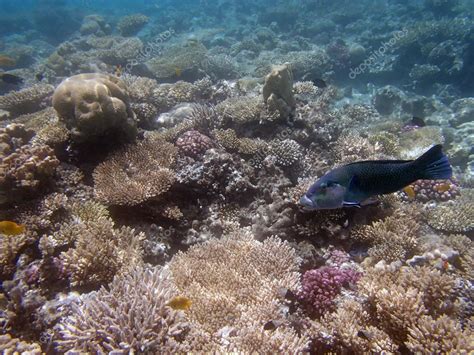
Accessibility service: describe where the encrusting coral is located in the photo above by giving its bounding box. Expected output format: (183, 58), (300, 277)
(55, 266), (190, 353)
(93, 135), (177, 206)
(52, 73), (137, 142)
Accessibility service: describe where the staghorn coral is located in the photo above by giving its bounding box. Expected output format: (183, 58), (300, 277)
(311, 299), (397, 353)
(0, 124), (59, 205)
(55, 266), (190, 353)
(116, 14), (149, 36)
(0, 84), (54, 116)
(0, 233), (33, 279)
(52, 73), (137, 142)
(152, 79), (213, 112)
(215, 96), (264, 124)
(169, 230), (309, 352)
(0, 334), (42, 354)
(426, 189), (474, 233)
(59, 215), (144, 288)
(406, 315), (473, 353)
(298, 266), (361, 318)
(176, 130), (214, 158)
(352, 211), (421, 264)
(93, 135), (177, 206)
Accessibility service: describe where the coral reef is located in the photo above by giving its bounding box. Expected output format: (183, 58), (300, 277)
(262, 64), (295, 120)
(169, 230), (309, 352)
(116, 14), (149, 36)
(93, 135), (177, 206)
(55, 266), (189, 353)
(0, 124), (59, 205)
(52, 73), (137, 142)
(0, 85), (54, 116)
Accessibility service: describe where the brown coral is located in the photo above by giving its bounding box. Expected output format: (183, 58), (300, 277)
(169, 230), (308, 352)
(55, 266), (190, 353)
(0, 334), (42, 354)
(52, 73), (137, 142)
(117, 14), (149, 36)
(426, 189), (474, 233)
(0, 124), (59, 204)
(59, 215), (144, 287)
(93, 135), (177, 206)
(0, 84), (54, 116)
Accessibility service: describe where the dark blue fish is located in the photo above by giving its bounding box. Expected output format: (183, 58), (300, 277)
(300, 144), (452, 210)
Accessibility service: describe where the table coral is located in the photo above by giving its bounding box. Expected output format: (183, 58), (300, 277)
(169, 230), (309, 352)
(0, 84), (54, 116)
(93, 135), (177, 206)
(116, 14), (149, 36)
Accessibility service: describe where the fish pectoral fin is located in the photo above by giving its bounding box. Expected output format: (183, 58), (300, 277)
(343, 200), (361, 208)
(360, 197), (379, 206)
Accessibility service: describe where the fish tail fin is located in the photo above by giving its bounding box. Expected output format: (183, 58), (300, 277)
(413, 144), (452, 180)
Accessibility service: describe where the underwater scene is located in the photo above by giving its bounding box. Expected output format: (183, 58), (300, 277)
(0, 0), (473, 353)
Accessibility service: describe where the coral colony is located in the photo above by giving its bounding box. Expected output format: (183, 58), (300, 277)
(0, 0), (473, 353)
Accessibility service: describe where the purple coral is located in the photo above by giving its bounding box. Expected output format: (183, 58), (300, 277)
(298, 266), (361, 317)
(176, 130), (214, 158)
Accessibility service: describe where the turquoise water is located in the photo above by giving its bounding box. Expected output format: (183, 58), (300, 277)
(0, 1), (472, 353)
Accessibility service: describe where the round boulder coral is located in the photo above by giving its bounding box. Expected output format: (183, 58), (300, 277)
(52, 73), (137, 142)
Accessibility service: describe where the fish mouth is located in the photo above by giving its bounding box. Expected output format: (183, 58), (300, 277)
(299, 195), (317, 211)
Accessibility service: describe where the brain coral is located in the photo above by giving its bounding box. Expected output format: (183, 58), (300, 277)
(52, 73), (137, 142)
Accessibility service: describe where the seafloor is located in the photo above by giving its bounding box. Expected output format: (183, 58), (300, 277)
(0, 0), (473, 353)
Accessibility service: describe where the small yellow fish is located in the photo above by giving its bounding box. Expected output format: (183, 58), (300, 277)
(0, 221), (25, 236)
(403, 185), (416, 200)
(434, 182), (451, 193)
(0, 55), (16, 67)
(114, 64), (123, 77)
(167, 296), (192, 311)
(174, 67), (182, 77)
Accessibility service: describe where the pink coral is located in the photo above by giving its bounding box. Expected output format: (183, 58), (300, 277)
(176, 130), (214, 158)
(298, 266), (361, 317)
(401, 178), (460, 202)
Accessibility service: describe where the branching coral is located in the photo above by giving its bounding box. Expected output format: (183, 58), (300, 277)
(352, 210), (421, 264)
(55, 266), (190, 353)
(93, 135), (177, 205)
(59, 215), (144, 288)
(406, 315), (473, 353)
(298, 266), (361, 318)
(169, 230), (309, 352)
(0, 334), (42, 354)
(426, 189), (474, 233)
(216, 96), (264, 124)
(146, 41), (208, 80)
(0, 84), (54, 116)
(0, 124), (59, 205)
(116, 14), (149, 36)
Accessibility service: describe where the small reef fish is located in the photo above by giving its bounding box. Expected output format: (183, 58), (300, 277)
(114, 64), (123, 77)
(0, 55), (15, 67)
(300, 144), (452, 210)
(174, 67), (182, 77)
(0, 73), (24, 85)
(167, 296), (192, 311)
(0, 221), (25, 235)
(434, 182), (451, 193)
(403, 185), (416, 200)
